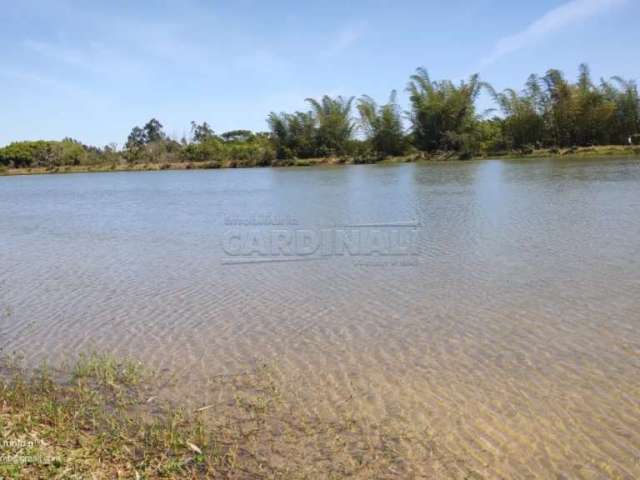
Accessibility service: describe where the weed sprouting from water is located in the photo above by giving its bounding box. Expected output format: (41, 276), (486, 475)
(0, 353), (454, 478)
(71, 351), (144, 387)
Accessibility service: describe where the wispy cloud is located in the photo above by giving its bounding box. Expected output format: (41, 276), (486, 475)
(322, 21), (367, 58)
(480, 0), (628, 67)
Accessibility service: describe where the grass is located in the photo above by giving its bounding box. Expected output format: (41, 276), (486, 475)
(0, 352), (452, 479)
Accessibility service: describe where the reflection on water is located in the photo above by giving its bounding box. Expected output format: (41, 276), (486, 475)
(1, 158), (640, 477)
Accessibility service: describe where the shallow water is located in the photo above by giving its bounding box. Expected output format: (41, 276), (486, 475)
(1, 158), (640, 477)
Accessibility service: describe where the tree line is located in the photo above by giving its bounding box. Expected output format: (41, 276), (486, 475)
(1, 64), (639, 170)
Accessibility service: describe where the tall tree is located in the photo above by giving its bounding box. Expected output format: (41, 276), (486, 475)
(357, 91), (407, 157)
(486, 79), (544, 150)
(407, 68), (484, 154)
(126, 127), (146, 149)
(305, 95), (355, 156)
(267, 111), (317, 159)
(190, 121), (215, 143)
(143, 118), (165, 143)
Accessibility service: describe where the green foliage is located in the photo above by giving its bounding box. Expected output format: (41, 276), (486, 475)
(125, 126), (146, 150)
(305, 95), (355, 156)
(483, 65), (640, 153)
(357, 91), (408, 158)
(182, 137), (224, 163)
(221, 129), (254, 143)
(190, 121), (215, 143)
(407, 68), (485, 155)
(143, 118), (165, 143)
(0, 139), (96, 168)
(605, 76), (640, 144)
(124, 118), (274, 167)
(225, 136), (275, 166)
(267, 96), (355, 159)
(0, 142), (42, 167)
(477, 117), (508, 154)
(485, 76), (545, 151)
(181, 135), (275, 167)
(124, 119), (180, 164)
(2, 64), (639, 169)
(267, 110), (317, 159)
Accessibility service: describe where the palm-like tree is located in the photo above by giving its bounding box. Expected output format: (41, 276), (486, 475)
(485, 82), (544, 150)
(305, 95), (355, 156)
(267, 111), (317, 159)
(357, 91), (407, 157)
(406, 68), (485, 153)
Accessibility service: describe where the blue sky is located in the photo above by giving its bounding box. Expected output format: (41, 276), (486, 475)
(1, 0), (638, 147)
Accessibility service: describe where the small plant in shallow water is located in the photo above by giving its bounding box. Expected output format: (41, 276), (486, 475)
(0, 352), (468, 479)
(71, 351), (144, 387)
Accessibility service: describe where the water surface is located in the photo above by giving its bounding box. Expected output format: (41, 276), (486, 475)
(1, 158), (639, 477)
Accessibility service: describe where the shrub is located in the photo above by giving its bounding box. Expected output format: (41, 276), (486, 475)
(182, 138), (224, 163)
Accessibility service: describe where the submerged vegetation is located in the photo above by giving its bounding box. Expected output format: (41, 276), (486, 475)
(0, 353), (450, 478)
(1, 64), (639, 174)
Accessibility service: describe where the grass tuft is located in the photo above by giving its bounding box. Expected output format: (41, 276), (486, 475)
(71, 351), (144, 387)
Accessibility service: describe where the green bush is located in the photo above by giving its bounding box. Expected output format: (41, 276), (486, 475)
(0, 139), (93, 168)
(181, 137), (275, 167)
(181, 138), (224, 163)
(0, 141), (50, 167)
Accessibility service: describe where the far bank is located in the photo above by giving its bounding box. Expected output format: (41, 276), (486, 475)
(2, 145), (639, 178)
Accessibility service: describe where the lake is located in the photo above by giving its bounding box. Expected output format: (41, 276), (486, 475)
(1, 158), (639, 477)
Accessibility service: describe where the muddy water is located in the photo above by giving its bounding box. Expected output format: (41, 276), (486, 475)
(1, 158), (639, 477)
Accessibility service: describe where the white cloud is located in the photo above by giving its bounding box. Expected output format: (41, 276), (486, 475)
(480, 0), (628, 67)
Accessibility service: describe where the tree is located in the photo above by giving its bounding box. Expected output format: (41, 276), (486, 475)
(125, 126), (146, 150)
(606, 76), (640, 144)
(485, 79), (544, 151)
(143, 118), (165, 143)
(407, 68), (485, 155)
(190, 121), (215, 143)
(267, 111), (317, 159)
(541, 69), (576, 147)
(0, 140), (89, 168)
(357, 91), (407, 157)
(305, 95), (355, 156)
(221, 130), (254, 143)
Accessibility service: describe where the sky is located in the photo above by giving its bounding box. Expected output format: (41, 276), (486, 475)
(1, 0), (638, 147)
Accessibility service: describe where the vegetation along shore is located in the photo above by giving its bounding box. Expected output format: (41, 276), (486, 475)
(1, 64), (639, 177)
